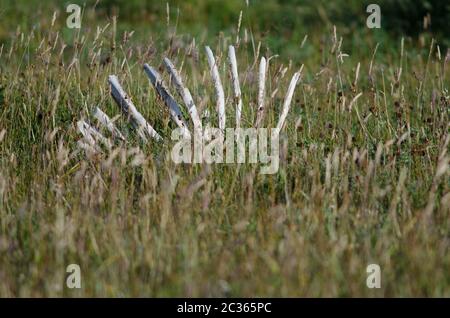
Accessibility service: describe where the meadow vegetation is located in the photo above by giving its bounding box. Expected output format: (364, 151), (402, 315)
(0, 0), (448, 296)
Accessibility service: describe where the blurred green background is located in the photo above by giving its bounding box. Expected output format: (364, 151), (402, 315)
(1, 0), (449, 56)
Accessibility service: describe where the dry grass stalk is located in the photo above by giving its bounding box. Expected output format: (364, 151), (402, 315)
(93, 107), (126, 142)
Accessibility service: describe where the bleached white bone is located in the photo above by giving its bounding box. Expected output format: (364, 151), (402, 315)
(228, 45), (242, 129)
(143, 64), (191, 139)
(205, 46), (225, 131)
(108, 75), (162, 142)
(77, 139), (100, 155)
(77, 120), (96, 146)
(276, 69), (302, 132)
(202, 109), (212, 140)
(77, 119), (112, 149)
(93, 107), (126, 142)
(255, 56), (267, 127)
(162, 58), (203, 134)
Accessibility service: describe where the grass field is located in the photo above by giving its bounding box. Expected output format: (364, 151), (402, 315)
(0, 1), (449, 297)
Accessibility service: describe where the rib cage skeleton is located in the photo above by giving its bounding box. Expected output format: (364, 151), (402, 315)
(77, 45), (302, 155)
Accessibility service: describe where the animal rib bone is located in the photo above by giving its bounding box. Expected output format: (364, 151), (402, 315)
(205, 46), (225, 131)
(109, 75), (162, 142)
(77, 119), (111, 150)
(93, 106), (126, 142)
(162, 57), (202, 136)
(228, 45), (242, 129)
(77, 45), (302, 159)
(143, 63), (191, 139)
(276, 68), (302, 133)
(255, 56), (267, 128)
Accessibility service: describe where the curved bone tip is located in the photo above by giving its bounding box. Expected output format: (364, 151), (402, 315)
(143, 63), (152, 71)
